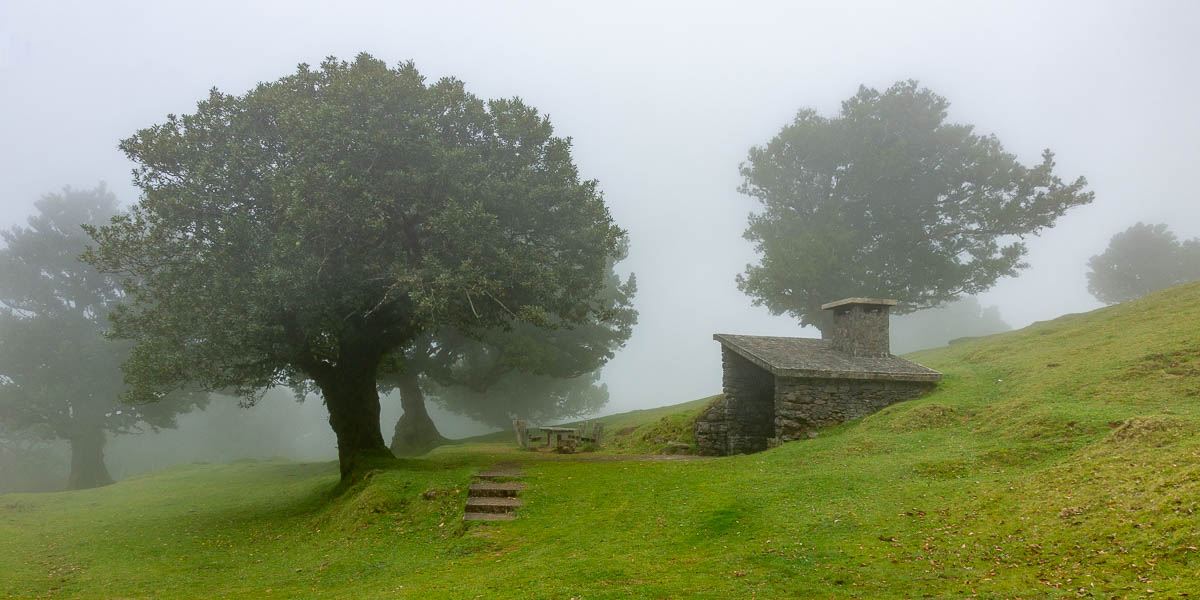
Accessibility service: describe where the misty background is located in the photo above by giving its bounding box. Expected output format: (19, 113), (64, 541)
(2, 1), (1197, 486)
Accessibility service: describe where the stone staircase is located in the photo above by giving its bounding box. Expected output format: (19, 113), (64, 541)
(463, 467), (525, 521)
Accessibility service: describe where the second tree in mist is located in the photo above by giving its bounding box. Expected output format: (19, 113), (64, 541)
(737, 81), (1094, 335)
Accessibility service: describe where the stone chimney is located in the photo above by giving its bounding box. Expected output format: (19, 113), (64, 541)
(821, 298), (897, 357)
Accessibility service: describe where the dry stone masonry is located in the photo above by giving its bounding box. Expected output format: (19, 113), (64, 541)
(825, 297), (893, 357)
(696, 298), (941, 456)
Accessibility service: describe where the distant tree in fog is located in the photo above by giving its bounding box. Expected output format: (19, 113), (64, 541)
(0, 186), (206, 490)
(0, 423), (67, 493)
(385, 247), (636, 455)
(83, 54), (627, 479)
(737, 81), (1094, 336)
(1086, 222), (1200, 304)
(890, 296), (1010, 355)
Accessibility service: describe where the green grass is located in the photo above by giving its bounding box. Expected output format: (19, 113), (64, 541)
(4, 283), (1200, 598)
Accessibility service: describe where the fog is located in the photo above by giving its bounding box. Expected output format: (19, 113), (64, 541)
(2, 1), (1198, 480)
(2, 389), (496, 489)
(104, 390), (495, 479)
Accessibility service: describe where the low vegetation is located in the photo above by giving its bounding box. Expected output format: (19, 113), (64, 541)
(3, 283), (1199, 598)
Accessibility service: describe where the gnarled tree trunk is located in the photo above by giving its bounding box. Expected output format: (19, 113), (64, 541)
(67, 427), (113, 490)
(390, 371), (448, 457)
(318, 358), (393, 479)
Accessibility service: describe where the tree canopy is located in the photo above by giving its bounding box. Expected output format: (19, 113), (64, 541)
(1086, 222), (1200, 304)
(737, 81), (1094, 335)
(0, 186), (206, 489)
(84, 54), (627, 478)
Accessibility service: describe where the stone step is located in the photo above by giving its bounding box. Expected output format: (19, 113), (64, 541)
(463, 512), (518, 521)
(464, 497), (524, 514)
(472, 470), (526, 481)
(468, 482), (526, 498)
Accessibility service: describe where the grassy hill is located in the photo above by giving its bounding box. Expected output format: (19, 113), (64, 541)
(2, 283), (1198, 598)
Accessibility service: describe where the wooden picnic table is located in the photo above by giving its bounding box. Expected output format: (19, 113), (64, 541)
(538, 426), (578, 448)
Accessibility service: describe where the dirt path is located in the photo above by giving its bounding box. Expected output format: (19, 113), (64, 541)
(566, 454), (710, 462)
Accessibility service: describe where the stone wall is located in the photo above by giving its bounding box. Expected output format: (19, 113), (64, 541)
(694, 347), (775, 455)
(774, 376), (930, 441)
(693, 398), (730, 456)
(830, 304), (890, 357)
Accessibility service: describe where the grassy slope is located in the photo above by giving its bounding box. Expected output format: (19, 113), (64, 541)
(3, 283), (1199, 599)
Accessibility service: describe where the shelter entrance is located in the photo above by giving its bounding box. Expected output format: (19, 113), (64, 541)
(721, 346), (776, 454)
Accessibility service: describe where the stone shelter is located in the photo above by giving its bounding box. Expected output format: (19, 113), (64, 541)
(694, 298), (941, 456)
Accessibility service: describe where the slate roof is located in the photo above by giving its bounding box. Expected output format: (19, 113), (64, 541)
(713, 334), (942, 382)
(819, 297), (898, 310)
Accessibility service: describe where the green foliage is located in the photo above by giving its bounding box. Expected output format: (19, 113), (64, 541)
(1086, 222), (1200, 304)
(7, 282), (1200, 597)
(0, 186), (206, 489)
(737, 81), (1093, 333)
(82, 54), (626, 475)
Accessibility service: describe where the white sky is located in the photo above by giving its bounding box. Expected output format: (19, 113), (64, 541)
(2, 0), (1198, 416)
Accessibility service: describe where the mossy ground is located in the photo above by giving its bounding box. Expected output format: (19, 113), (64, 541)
(3, 283), (1199, 598)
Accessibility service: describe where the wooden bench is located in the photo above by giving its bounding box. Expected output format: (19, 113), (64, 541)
(578, 421), (604, 444)
(512, 419), (543, 449)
